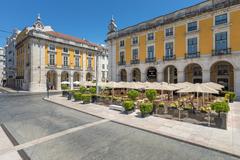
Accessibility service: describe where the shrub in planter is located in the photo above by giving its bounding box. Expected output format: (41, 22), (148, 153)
(145, 89), (157, 102)
(61, 84), (69, 90)
(123, 101), (135, 113)
(73, 92), (82, 101)
(211, 101), (229, 129)
(89, 87), (96, 94)
(79, 86), (87, 94)
(127, 90), (139, 101)
(228, 92), (237, 102)
(81, 94), (92, 104)
(211, 101), (230, 117)
(140, 103), (153, 117)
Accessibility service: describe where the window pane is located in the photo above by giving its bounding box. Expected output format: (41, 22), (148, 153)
(215, 14), (227, 25)
(188, 22), (197, 32)
(147, 46), (154, 58)
(215, 32), (227, 51)
(188, 38), (198, 54)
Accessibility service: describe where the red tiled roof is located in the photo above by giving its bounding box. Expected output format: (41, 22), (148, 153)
(46, 31), (99, 48)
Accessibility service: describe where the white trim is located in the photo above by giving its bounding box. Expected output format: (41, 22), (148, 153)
(212, 29), (230, 51)
(131, 47), (139, 60)
(146, 44), (155, 58)
(164, 40), (175, 57)
(185, 35), (199, 54)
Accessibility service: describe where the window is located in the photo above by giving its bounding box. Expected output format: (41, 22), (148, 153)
(49, 44), (55, 51)
(75, 57), (80, 67)
(147, 33), (154, 41)
(49, 54), (55, 65)
(75, 49), (79, 55)
(120, 51), (125, 63)
(166, 28), (173, 37)
(215, 14), (227, 25)
(63, 56), (68, 66)
(88, 57), (92, 68)
(132, 48), (138, 60)
(215, 32), (227, 51)
(147, 46), (154, 58)
(102, 64), (105, 69)
(63, 47), (68, 53)
(217, 65), (229, 76)
(188, 38), (198, 54)
(188, 21), (198, 32)
(120, 40), (125, 47)
(132, 37), (138, 45)
(165, 42), (173, 56)
(102, 71), (105, 79)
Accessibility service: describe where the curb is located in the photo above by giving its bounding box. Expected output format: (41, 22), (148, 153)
(43, 98), (240, 159)
(1, 124), (31, 160)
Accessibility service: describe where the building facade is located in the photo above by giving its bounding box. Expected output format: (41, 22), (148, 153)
(0, 47), (6, 86)
(106, 0), (240, 98)
(16, 15), (105, 92)
(4, 29), (20, 88)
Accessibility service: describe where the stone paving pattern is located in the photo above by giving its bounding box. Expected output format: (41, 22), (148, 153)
(46, 94), (240, 157)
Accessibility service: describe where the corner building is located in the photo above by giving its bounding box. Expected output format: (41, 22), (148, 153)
(107, 0), (240, 98)
(16, 15), (105, 92)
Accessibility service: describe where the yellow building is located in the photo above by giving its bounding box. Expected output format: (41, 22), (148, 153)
(16, 15), (105, 92)
(106, 0), (240, 98)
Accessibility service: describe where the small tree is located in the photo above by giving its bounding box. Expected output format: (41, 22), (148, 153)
(61, 84), (69, 90)
(145, 89), (157, 102)
(127, 90), (139, 101)
(211, 101), (230, 117)
(140, 103), (153, 117)
(123, 101), (135, 111)
(89, 87), (96, 94)
(79, 86), (87, 94)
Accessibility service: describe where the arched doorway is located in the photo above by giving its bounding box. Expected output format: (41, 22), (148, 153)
(147, 67), (157, 82)
(47, 70), (57, 90)
(86, 72), (92, 81)
(120, 69), (127, 82)
(61, 71), (69, 82)
(184, 63), (202, 83)
(132, 68), (141, 82)
(73, 72), (80, 82)
(164, 65), (177, 83)
(210, 61), (234, 91)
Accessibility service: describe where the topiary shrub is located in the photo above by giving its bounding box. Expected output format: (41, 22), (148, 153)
(61, 84), (69, 90)
(79, 86), (87, 94)
(73, 92), (82, 101)
(211, 101), (230, 117)
(145, 89), (157, 102)
(140, 103), (153, 117)
(127, 90), (139, 101)
(123, 100), (135, 111)
(81, 94), (92, 104)
(89, 87), (97, 94)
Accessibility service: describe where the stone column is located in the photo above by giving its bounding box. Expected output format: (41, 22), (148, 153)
(202, 70), (210, 83)
(57, 73), (61, 91)
(141, 73), (146, 82)
(157, 72), (164, 82)
(70, 72), (74, 90)
(177, 70), (184, 83)
(234, 69), (240, 100)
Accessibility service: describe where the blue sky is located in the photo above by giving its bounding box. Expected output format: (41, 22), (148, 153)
(0, 0), (204, 46)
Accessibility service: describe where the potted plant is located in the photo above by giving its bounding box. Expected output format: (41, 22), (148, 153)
(67, 90), (74, 100)
(61, 84), (69, 97)
(140, 102), (153, 118)
(211, 101), (230, 129)
(123, 100), (135, 114)
(73, 92), (82, 101)
(79, 86), (87, 94)
(81, 94), (92, 104)
(89, 87), (97, 103)
(127, 90), (139, 101)
(145, 89), (157, 114)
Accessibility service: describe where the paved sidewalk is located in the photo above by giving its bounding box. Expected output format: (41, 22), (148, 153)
(45, 95), (240, 157)
(0, 127), (22, 160)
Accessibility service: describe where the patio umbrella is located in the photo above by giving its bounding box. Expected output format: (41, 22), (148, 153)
(177, 83), (219, 107)
(61, 81), (70, 85)
(73, 81), (80, 85)
(204, 82), (224, 91)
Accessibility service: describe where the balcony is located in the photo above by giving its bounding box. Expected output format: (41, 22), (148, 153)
(163, 55), (176, 61)
(74, 66), (82, 70)
(62, 64), (69, 69)
(145, 57), (156, 63)
(47, 64), (57, 68)
(87, 66), (94, 71)
(131, 59), (140, 64)
(185, 52), (200, 59)
(118, 61), (126, 66)
(212, 48), (231, 56)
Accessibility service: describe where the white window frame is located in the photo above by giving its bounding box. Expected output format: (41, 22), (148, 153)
(131, 47), (139, 60)
(146, 44), (155, 58)
(164, 40), (175, 57)
(49, 53), (56, 65)
(62, 47), (69, 54)
(48, 44), (56, 52)
(63, 55), (69, 66)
